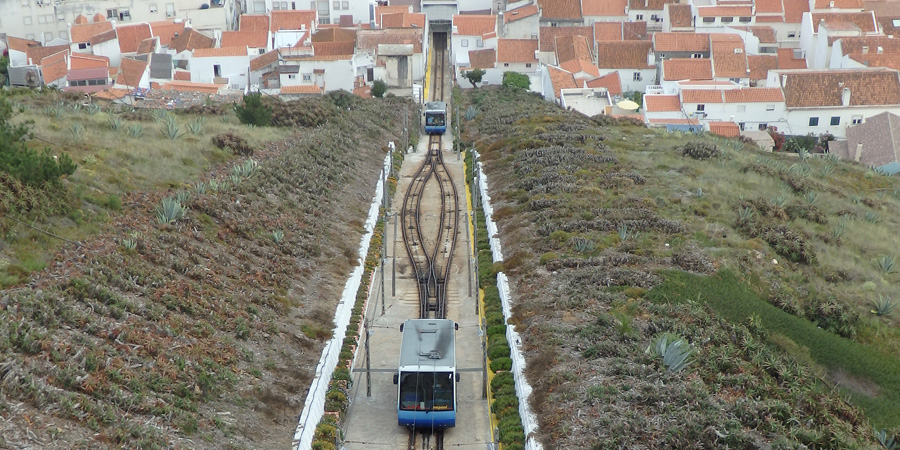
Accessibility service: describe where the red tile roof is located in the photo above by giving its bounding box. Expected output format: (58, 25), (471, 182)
(381, 12), (426, 28)
(811, 11), (878, 32)
(271, 10), (317, 32)
(582, 0), (627, 16)
(311, 28), (357, 42)
(93, 88), (130, 100)
(116, 58), (148, 88)
(221, 31), (268, 48)
(504, 4), (539, 23)
(837, 36), (900, 55)
(711, 34), (750, 78)
(708, 121), (741, 137)
(497, 39), (538, 63)
(375, 5), (411, 25)
(682, 89), (724, 103)
(538, 0), (583, 20)
(777, 48), (808, 68)
(644, 94), (682, 111)
(70, 53), (110, 70)
(594, 22), (624, 42)
(548, 66), (577, 99)
(748, 54), (777, 79)
(756, 0), (784, 13)
(193, 47), (250, 57)
(90, 30), (117, 46)
(850, 53), (900, 70)
(783, 0), (810, 22)
(173, 70), (191, 81)
(280, 85), (324, 94)
(698, 6), (753, 16)
(312, 41), (355, 56)
(586, 71), (623, 95)
(733, 25), (777, 43)
(560, 59), (599, 77)
(7, 36), (40, 53)
(555, 35), (593, 64)
(136, 37), (158, 55)
(467, 48), (496, 68)
(41, 51), (68, 83)
(162, 81), (224, 94)
(781, 69), (900, 107)
(723, 87), (785, 102)
(654, 32), (710, 52)
(357, 28), (423, 53)
(26, 45), (69, 65)
(669, 4), (694, 28)
(628, 0), (678, 11)
(170, 28), (215, 53)
(150, 20), (185, 46)
(240, 15), (270, 32)
(597, 41), (653, 69)
(453, 15), (496, 36)
(539, 26), (593, 52)
(662, 58), (714, 80)
(70, 21), (114, 44)
(250, 49), (279, 72)
(117, 23), (153, 54)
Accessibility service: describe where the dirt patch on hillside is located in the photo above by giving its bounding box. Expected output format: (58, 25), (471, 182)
(830, 370), (881, 398)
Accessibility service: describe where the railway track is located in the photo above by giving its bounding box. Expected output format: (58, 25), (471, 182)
(400, 31), (458, 322)
(406, 429), (444, 450)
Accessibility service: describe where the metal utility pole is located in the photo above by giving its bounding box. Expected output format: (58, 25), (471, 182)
(481, 324), (488, 398)
(456, 105), (460, 160)
(365, 320), (372, 397)
(465, 212), (471, 297)
(392, 214), (397, 297)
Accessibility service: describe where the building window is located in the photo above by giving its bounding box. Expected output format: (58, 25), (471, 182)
(721, 17), (733, 23)
(57, 13), (65, 21)
(830, 116), (840, 126)
(852, 115), (862, 124)
(78, 42), (89, 49)
(119, 9), (131, 20)
(729, 77), (741, 83)
(26, 34), (35, 40)
(739, 16), (752, 22)
(37, 15), (46, 24)
(697, 104), (705, 112)
(531, 33), (538, 40)
(303, 73), (312, 81)
(107, 9), (117, 19)
(461, 39), (468, 47)
(150, 4), (157, 12)
(809, 117), (819, 126)
(739, 122), (745, 130)
(166, 3), (176, 17)
(44, 32), (53, 41)
(766, 104), (775, 111)
(787, 32), (796, 38)
(342, 1), (348, 9)
(759, 123), (768, 130)
(703, 17), (715, 23)
(214, 64), (222, 77)
(333, 1), (339, 9)
(310, 1), (316, 8)
(60, 31), (68, 40)
(504, 63), (509, 67)
(633, 72), (642, 81)
(650, 14), (658, 21)
(691, 53), (703, 58)
(636, 14), (643, 20)
(24, 16), (32, 25)
(737, 105), (746, 112)
(476, 38), (483, 47)
(288, 74), (296, 79)
(525, 63), (532, 68)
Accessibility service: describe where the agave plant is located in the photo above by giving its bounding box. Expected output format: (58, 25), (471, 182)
(231, 159), (259, 178)
(875, 255), (896, 274)
(229, 174), (242, 185)
(270, 230), (284, 243)
(830, 222), (845, 240)
(875, 428), (897, 450)
(465, 106), (478, 121)
(107, 117), (124, 131)
(84, 104), (101, 115)
(825, 153), (841, 163)
(153, 109), (170, 122)
(571, 236), (595, 253)
(155, 196), (187, 224)
(174, 190), (191, 205)
(161, 117), (181, 140)
(865, 211), (883, 224)
(803, 191), (818, 206)
(821, 163), (835, 177)
(208, 180), (220, 192)
(188, 117), (206, 135)
(646, 333), (694, 373)
(126, 124), (143, 138)
(69, 123), (85, 144)
(617, 223), (631, 241)
(797, 149), (810, 161)
(738, 206), (755, 221)
(193, 181), (207, 195)
(121, 237), (137, 251)
(871, 295), (897, 317)
(769, 194), (787, 207)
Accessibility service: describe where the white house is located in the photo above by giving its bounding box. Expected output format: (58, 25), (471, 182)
(90, 30), (122, 68)
(643, 94), (692, 126)
(628, 0), (672, 32)
(270, 10), (318, 48)
(677, 85), (787, 131)
(452, 15), (498, 70)
(597, 41), (656, 92)
(69, 19), (114, 55)
(799, 11), (879, 68)
(710, 33), (751, 85)
(829, 36), (900, 69)
(767, 68), (900, 138)
(190, 46), (252, 89)
(695, 5), (755, 30)
(500, 4), (539, 39)
(357, 28), (426, 89)
(663, 4), (694, 33)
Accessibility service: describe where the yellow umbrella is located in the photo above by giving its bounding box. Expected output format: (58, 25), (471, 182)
(616, 99), (640, 110)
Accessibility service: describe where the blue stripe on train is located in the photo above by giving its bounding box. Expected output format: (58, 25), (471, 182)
(425, 125), (446, 135)
(398, 409), (455, 428)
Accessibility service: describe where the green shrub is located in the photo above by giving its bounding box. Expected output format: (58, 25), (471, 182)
(491, 372), (515, 393)
(314, 423), (340, 442)
(489, 343), (511, 360)
(490, 357), (513, 372)
(487, 325), (507, 338)
(539, 252), (558, 265)
(488, 334), (508, 351)
(491, 394), (519, 414)
(235, 93), (271, 126)
(311, 441), (336, 450)
(502, 72), (530, 90)
(371, 80), (387, 98)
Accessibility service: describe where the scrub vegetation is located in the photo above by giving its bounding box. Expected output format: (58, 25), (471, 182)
(0, 88), (417, 448)
(459, 86), (900, 448)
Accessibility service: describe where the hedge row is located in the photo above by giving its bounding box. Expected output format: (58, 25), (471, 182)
(311, 151), (402, 448)
(469, 151), (527, 449)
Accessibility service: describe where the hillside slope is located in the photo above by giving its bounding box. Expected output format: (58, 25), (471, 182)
(0, 93), (413, 449)
(461, 87), (900, 448)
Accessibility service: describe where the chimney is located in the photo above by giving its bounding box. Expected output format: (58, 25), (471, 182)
(863, 45), (869, 53)
(829, 0), (835, 7)
(841, 87), (851, 106)
(878, 46), (884, 53)
(782, 74), (787, 86)
(854, 142), (863, 161)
